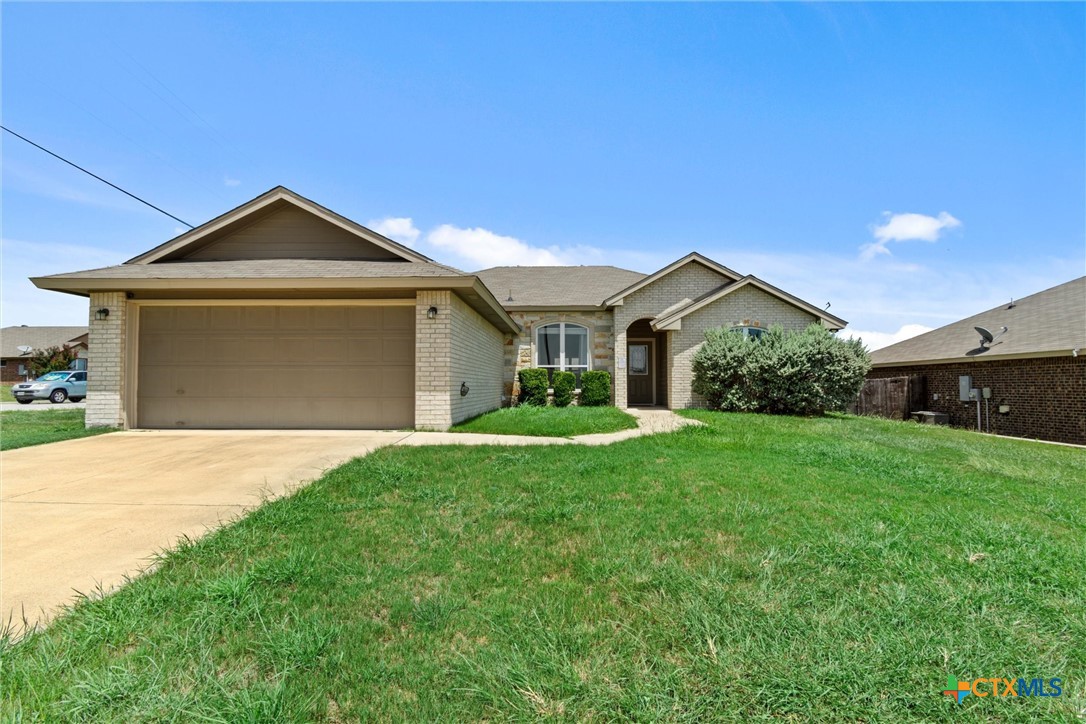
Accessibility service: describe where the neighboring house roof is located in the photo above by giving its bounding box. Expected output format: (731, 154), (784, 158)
(475, 266), (646, 309)
(652, 275), (849, 331)
(127, 186), (433, 265)
(0, 326), (89, 358)
(870, 276), (1086, 367)
(603, 252), (741, 306)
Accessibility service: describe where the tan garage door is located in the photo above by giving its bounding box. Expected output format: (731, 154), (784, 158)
(137, 304), (414, 429)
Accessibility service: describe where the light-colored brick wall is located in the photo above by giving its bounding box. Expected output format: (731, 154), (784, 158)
(415, 290), (453, 429)
(415, 290), (506, 429)
(450, 293), (505, 424)
(503, 310), (614, 403)
(671, 284), (817, 408)
(86, 291), (127, 427)
(614, 262), (730, 407)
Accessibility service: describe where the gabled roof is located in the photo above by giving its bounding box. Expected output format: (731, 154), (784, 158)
(127, 186), (433, 265)
(475, 266), (646, 309)
(0, 326), (89, 358)
(603, 252), (741, 306)
(870, 276), (1085, 367)
(651, 275), (848, 331)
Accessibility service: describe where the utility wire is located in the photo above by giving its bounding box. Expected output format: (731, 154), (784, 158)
(1, 125), (194, 228)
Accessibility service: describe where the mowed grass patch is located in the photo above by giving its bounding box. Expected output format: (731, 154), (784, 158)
(451, 404), (638, 437)
(1, 383), (16, 402)
(3, 412), (1084, 721)
(0, 409), (114, 451)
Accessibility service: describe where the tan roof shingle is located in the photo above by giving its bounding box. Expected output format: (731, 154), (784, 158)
(475, 266), (646, 308)
(0, 326), (89, 358)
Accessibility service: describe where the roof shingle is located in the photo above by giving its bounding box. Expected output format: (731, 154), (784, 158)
(870, 276), (1085, 366)
(0, 326), (89, 358)
(475, 266), (646, 308)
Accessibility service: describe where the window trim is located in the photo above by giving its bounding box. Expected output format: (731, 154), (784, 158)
(534, 322), (592, 376)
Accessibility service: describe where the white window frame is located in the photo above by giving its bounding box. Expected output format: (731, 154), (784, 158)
(535, 322), (592, 378)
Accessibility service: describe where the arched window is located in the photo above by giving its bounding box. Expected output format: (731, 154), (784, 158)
(731, 325), (766, 340)
(536, 322), (590, 383)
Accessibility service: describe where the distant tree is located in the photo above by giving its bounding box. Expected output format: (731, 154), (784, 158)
(28, 345), (79, 378)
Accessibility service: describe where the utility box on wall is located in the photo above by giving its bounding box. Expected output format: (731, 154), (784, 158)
(958, 375), (973, 402)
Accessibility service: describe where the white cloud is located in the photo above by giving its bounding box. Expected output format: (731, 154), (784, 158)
(424, 224), (600, 268)
(367, 217), (421, 247)
(861, 211), (961, 260)
(841, 324), (933, 351)
(224, 177), (241, 187)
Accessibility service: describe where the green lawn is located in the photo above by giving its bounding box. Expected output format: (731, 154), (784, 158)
(451, 405), (638, 437)
(3, 413), (1084, 721)
(1, 383), (15, 402)
(0, 409), (114, 451)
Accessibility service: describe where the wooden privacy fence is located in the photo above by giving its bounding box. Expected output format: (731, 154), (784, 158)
(851, 375), (925, 420)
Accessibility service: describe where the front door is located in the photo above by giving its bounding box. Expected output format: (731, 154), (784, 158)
(627, 341), (654, 405)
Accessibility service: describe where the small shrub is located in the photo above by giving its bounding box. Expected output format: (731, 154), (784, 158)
(518, 368), (550, 406)
(692, 324), (870, 415)
(552, 371), (575, 407)
(28, 345), (79, 377)
(579, 370), (611, 406)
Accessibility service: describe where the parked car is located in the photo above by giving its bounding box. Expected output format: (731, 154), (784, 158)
(11, 370), (87, 404)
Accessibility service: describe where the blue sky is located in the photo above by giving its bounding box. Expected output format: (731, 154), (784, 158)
(3, 3), (1083, 348)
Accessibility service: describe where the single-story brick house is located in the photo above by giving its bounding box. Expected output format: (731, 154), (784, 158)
(866, 276), (1085, 445)
(32, 187), (846, 430)
(0, 326), (88, 382)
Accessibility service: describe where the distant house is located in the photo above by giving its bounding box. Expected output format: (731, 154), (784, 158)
(0, 326), (89, 382)
(867, 277), (1085, 445)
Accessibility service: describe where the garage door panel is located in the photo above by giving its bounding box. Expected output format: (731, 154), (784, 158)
(138, 304), (415, 429)
(383, 305), (414, 330)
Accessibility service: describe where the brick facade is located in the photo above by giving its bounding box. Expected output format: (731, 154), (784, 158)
(614, 262), (729, 408)
(868, 356), (1086, 445)
(672, 284), (817, 408)
(85, 291), (128, 427)
(415, 291), (505, 429)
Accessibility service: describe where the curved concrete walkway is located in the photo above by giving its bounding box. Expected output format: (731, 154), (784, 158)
(1, 409), (695, 631)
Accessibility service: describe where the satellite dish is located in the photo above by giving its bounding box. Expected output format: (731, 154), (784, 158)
(975, 326), (1008, 348)
(16, 345), (33, 354)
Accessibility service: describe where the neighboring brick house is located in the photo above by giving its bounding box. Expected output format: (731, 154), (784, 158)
(31, 186), (845, 431)
(0, 326), (88, 382)
(867, 277), (1086, 445)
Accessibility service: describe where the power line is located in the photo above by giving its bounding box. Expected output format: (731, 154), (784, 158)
(1, 125), (194, 228)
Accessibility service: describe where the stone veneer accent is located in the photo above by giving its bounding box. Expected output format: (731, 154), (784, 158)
(85, 291), (128, 427)
(503, 310), (614, 403)
(415, 290), (505, 429)
(867, 356), (1086, 445)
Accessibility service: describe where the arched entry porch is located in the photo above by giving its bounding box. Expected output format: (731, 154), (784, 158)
(625, 318), (667, 407)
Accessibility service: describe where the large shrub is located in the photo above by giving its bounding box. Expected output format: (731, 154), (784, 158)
(552, 371), (576, 407)
(518, 368), (550, 406)
(692, 324), (870, 415)
(578, 370), (611, 407)
(28, 345), (79, 378)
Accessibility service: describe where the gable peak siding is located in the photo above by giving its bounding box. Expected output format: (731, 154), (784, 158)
(178, 206), (402, 262)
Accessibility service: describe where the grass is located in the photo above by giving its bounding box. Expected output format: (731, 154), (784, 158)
(0, 409), (114, 451)
(3, 412), (1084, 721)
(1, 383), (15, 402)
(451, 405), (639, 437)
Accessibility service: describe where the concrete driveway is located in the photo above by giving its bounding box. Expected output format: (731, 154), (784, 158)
(1, 429), (408, 629)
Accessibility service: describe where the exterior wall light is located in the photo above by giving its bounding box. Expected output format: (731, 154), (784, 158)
(95, 308), (110, 320)
(460, 382), (470, 397)
(427, 306), (438, 320)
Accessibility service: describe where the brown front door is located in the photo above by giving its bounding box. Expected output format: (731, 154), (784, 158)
(627, 341), (654, 405)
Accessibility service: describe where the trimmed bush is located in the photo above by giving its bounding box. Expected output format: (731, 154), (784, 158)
(552, 371), (576, 407)
(579, 370), (612, 407)
(518, 368), (550, 406)
(692, 324), (870, 415)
